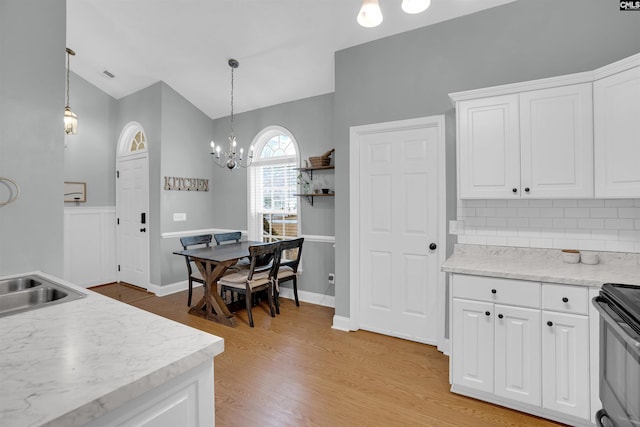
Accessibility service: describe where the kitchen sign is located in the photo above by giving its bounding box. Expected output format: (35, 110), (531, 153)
(164, 176), (209, 191)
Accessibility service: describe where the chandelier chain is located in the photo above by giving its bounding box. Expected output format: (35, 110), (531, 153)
(66, 51), (70, 107)
(230, 65), (234, 137)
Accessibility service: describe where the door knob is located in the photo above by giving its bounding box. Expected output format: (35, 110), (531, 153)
(562, 297), (569, 303)
(547, 321), (554, 327)
(485, 311), (491, 316)
(429, 243), (437, 250)
(524, 187), (530, 193)
(512, 188), (518, 193)
(498, 314), (504, 319)
(140, 228), (146, 232)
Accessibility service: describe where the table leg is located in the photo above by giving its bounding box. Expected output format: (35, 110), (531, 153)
(189, 259), (237, 327)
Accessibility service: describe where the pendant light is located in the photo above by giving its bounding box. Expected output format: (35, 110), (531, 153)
(64, 47), (78, 135)
(357, 0), (383, 28)
(401, 0), (431, 14)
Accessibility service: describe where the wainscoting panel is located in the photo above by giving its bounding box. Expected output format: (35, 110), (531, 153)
(63, 207), (116, 287)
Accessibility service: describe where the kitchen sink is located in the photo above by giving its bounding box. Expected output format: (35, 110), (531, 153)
(0, 275), (86, 318)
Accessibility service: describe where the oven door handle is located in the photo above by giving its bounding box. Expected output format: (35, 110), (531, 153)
(593, 296), (640, 353)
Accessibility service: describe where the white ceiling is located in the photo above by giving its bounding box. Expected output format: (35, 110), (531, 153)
(67, 0), (515, 120)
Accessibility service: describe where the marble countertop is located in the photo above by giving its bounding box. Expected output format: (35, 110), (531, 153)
(0, 272), (224, 427)
(442, 245), (640, 287)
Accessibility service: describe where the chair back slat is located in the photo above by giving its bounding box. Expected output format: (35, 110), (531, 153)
(214, 231), (242, 245)
(179, 234), (213, 274)
(278, 238), (304, 273)
(247, 242), (281, 281)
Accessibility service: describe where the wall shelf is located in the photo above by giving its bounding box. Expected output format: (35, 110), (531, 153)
(294, 193), (334, 206)
(295, 165), (335, 206)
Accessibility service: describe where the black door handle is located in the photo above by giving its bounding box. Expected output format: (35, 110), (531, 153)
(498, 314), (504, 319)
(140, 228), (146, 232)
(547, 321), (554, 327)
(512, 188), (518, 193)
(141, 212), (146, 224)
(429, 243), (437, 250)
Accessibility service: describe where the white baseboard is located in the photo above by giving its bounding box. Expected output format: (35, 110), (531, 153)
(332, 315), (351, 331)
(278, 287), (334, 308)
(151, 280), (334, 309)
(147, 280), (202, 297)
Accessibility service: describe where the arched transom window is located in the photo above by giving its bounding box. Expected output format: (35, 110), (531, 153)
(248, 126), (299, 242)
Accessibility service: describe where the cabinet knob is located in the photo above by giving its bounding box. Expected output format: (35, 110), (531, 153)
(562, 297), (569, 303)
(524, 187), (530, 193)
(491, 289), (497, 294)
(547, 321), (554, 327)
(498, 314), (504, 319)
(512, 188), (518, 193)
(485, 311), (491, 316)
(429, 243), (437, 250)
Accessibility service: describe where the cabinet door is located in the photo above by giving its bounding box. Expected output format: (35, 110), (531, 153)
(494, 304), (541, 406)
(542, 311), (590, 420)
(457, 95), (520, 199)
(594, 66), (640, 198)
(520, 84), (594, 198)
(452, 298), (494, 393)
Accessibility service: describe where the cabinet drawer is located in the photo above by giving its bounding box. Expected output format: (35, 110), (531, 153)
(452, 274), (540, 308)
(542, 284), (589, 314)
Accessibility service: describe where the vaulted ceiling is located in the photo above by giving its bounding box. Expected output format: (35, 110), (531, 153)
(67, 0), (515, 119)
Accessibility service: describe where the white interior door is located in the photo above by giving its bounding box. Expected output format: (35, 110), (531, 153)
(350, 116), (445, 346)
(116, 153), (149, 288)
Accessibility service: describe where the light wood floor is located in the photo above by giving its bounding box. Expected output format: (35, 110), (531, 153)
(91, 283), (564, 427)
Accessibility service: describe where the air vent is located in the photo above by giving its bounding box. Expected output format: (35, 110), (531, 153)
(102, 70), (115, 79)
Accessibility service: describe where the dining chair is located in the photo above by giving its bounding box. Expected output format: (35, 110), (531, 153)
(218, 241), (280, 327)
(179, 234), (213, 306)
(274, 237), (304, 314)
(214, 231), (242, 245)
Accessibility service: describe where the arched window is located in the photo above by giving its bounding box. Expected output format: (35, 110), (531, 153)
(117, 122), (148, 156)
(248, 126), (299, 242)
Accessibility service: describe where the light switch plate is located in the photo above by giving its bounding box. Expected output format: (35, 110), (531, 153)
(449, 220), (463, 235)
(173, 212), (187, 222)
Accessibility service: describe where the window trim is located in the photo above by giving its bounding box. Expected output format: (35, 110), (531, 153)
(247, 126), (301, 242)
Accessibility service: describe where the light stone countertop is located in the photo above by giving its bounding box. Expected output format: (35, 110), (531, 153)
(441, 245), (640, 287)
(0, 271), (224, 427)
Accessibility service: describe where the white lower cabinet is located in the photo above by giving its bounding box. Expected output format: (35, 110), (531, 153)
(542, 311), (590, 419)
(451, 274), (594, 426)
(494, 305), (541, 406)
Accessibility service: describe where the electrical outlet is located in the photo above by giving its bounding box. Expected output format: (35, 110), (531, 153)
(328, 273), (335, 285)
(173, 212), (187, 222)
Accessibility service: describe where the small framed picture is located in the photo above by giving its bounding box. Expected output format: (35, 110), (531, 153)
(64, 181), (86, 202)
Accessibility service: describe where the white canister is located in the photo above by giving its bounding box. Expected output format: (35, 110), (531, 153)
(561, 249), (580, 264)
(581, 252), (599, 265)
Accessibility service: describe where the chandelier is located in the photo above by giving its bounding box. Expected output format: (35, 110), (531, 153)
(357, 0), (431, 28)
(210, 59), (254, 170)
(64, 47), (78, 135)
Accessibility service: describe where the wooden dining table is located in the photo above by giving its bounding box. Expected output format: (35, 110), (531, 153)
(173, 241), (263, 327)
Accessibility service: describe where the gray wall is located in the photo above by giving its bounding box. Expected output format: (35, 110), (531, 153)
(159, 83), (217, 286)
(0, 0), (66, 276)
(64, 71), (117, 206)
(333, 0), (640, 317)
(209, 93), (336, 296)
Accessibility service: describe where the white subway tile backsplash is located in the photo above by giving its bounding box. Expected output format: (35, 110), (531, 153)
(578, 200), (605, 208)
(553, 218), (578, 229)
(540, 208), (564, 217)
(552, 200), (578, 207)
(508, 217), (529, 228)
(619, 208), (640, 218)
(457, 199), (640, 253)
(591, 208), (618, 218)
(606, 199), (635, 207)
(564, 208), (590, 218)
(605, 219), (634, 230)
(529, 218), (554, 228)
(578, 218), (605, 229)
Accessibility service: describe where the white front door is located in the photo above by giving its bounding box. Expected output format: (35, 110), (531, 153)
(116, 153), (149, 287)
(350, 116), (446, 346)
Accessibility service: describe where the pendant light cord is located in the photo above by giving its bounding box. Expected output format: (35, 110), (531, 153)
(66, 50), (70, 108)
(230, 65), (235, 138)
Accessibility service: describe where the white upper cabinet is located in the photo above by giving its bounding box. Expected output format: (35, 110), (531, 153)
(457, 95), (520, 199)
(594, 60), (640, 198)
(520, 84), (593, 198)
(454, 82), (594, 199)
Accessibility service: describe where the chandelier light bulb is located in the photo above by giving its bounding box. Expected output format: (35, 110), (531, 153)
(401, 0), (431, 14)
(357, 0), (383, 28)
